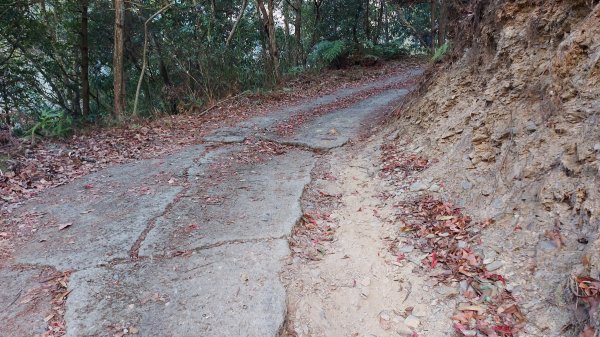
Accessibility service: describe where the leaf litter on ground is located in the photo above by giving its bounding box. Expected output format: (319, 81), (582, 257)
(379, 139), (524, 336)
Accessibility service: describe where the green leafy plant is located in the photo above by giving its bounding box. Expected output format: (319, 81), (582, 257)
(28, 109), (73, 143)
(432, 41), (450, 62)
(308, 40), (349, 69)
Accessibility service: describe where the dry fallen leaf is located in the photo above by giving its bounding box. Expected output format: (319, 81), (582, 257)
(580, 325), (596, 337)
(58, 222), (73, 230)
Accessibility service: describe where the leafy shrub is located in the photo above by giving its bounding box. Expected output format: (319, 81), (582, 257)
(286, 66), (305, 76)
(28, 109), (73, 142)
(364, 41), (410, 60)
(307, 40), (350, 69)
(432, 41), (450, 62)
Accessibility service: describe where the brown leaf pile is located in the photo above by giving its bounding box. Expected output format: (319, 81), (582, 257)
(380, 139), (524, 336)
(571, 276), (600, 337)
(41, 271), (72, 337)
(290, 212), (335, 261)
(392, 197), (524, 336)
(380, 143), (429, 175)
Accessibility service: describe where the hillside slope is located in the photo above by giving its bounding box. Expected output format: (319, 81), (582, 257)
(389, 1), (600, 335)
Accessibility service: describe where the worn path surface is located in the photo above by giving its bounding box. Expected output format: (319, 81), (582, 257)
(0, 66), (422, 337)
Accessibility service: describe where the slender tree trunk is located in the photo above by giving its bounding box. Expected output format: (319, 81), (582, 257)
(226, 0), (248, 46)
(311, 0), (322, 47)
(430, 0), (436, 51)
(364, 0), (371, 41)
(80, 0), (90, 116)
(113, 0), (126, 118)
(256, 0), (280, 83)
(283, 1), (292, 64)
(373, 0), (384, 44)
(384, 3), (389, 43)
(294, 0), (303, 65)
(438, 0), (447, 46)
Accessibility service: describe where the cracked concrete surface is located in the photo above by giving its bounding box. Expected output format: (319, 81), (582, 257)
(0, 66), (422, 337)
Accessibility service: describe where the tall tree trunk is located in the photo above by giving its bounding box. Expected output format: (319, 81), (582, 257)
(430, 0), (436, 51)
(113, 0), (126, 118)
(256, 0), (280, 83)
(311, 0), (322, 47)
(373, 0), (384, 44)
(80, 0), (90, 117)
(384, 3), (389, 43)
(364, 0), (371, 41)
(294, 0), (304, 65)
(438, 0), (447, 46)
(283, 0), (292, 64)
(226, 0), (248, 46)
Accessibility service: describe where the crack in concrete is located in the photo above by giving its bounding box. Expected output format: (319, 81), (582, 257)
(128, 161), (196, 259)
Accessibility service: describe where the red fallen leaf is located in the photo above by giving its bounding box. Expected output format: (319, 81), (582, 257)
(454, 323), (469, 334)
(430, 251), (438, 269)
(412, 332), (418, 337)
(83, 184), (94, 189)
(484, 272), (507, 286)
(493, 325), (513, 334)
(396, 253), (406, 262)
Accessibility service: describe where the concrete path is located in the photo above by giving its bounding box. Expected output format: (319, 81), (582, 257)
(0, 67), (422, 337)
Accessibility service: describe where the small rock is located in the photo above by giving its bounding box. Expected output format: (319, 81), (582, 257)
(537, 240), (559, 252)
(409, 181), (428, 192)
(526, 121), (537, 132)
(486, 261), (503, 271)
(429, 184), (441, 192)
(492, 198), (504, 209)
(483, 249), (497, 265)
(396, 323), (413, 336)
(457, 240), (467, 249)
(398, 245), (414, 253)
(361, 288), (370, 298)
(461, 181), (473, 190)
(404, 315), (420, 329)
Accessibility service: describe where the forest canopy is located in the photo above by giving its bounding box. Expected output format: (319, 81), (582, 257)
(0, 0), (461, 135)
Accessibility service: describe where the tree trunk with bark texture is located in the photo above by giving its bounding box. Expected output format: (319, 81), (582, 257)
(113, 0), (126, 118)
(430, 0), (436, 51)
(256, 0), (280, 83)
(311, 0), (323, 47)
(373, 0), (385, 44)
(80, 0), (90, 116)
(226, 0), (248, 46)
(294, 0), (304, 65)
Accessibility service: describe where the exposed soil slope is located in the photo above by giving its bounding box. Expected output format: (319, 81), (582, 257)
(384, 1), (600, 336)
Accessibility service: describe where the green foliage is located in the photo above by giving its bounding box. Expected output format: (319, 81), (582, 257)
(1, 0), (441, 128)
(432, 41), (450, 62)
(286, 66), (305, 76)
(28, 109), (73, 142)
(308, 40), (349, 69)
(364, 41), (410, 60)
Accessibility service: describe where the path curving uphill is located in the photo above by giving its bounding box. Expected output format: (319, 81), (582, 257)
(0, 65), (423, 337)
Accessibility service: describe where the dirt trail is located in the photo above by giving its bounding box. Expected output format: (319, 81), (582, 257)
(283, 135), (457, 337)
(0, 65), (423, 337)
